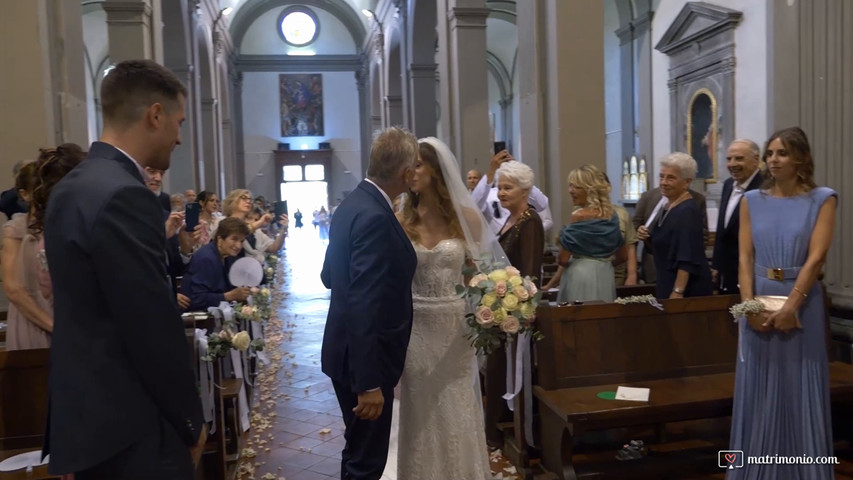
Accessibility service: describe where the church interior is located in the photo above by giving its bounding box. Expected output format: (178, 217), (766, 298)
(2, 0), (853, 479)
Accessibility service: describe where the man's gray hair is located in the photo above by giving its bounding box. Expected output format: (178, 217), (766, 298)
(366, 127), (418, 183)
(495, 161), (535, 190)
(731, 138), (761, 159)
(659, 152), (697, 181)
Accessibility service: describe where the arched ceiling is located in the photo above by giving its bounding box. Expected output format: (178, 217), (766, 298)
(225, 0), (371, 52)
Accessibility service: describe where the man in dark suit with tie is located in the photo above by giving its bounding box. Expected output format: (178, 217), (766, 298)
(711, 139), (763, 294)
(43, 60), (205, 479)
(321, 127), (418, 480)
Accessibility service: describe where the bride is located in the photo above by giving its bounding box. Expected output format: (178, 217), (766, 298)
(394, 137), (503, 479)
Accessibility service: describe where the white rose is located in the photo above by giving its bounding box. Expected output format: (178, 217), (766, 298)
(469, 273), (488, 288)
(501, 316), (520, 334)
(231, 331), (251, 351)
(505, 266), (521, 277)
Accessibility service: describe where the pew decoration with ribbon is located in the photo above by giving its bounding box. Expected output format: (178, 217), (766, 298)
(455, 264), (544, 356)
(614, 294), (664, 310)
(201, 325), (265, 361)
(264, 253), (278, 283)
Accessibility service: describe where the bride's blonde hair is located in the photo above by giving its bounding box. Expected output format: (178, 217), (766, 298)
(400, 142), (464, 242)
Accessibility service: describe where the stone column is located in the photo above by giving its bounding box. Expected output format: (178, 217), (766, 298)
(165, 65), (198, 192)
(516, 0), (605, 226)
(356, 61), (372, 179)
(439, 1), (490, 173)
(409, 64), (438, 138)
(633, 11), (654, 166)
(232, 71), (247, 189)
(0, 0), (88, 176)
(385, 95), (404, 126)
(201, 98), (219, 192)
(102, 0), (156, 62)
(499, 95), (513, 152)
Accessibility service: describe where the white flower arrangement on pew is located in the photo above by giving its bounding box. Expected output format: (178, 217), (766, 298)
(614, 294), (664, 310)
(456, 263), (544, 355)
(202, 325), (265, 361)
(264, 254), (278, 283)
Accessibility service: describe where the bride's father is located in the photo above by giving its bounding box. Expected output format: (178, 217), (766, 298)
(321, 127), (418, 479)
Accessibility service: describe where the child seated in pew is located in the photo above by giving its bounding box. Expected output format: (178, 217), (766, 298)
(180, 217), (253, 311)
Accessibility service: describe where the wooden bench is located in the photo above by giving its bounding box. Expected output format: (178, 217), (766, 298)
(531, 295), (738, 479)
(0, 348), (57, 479)
(531, 294), (853, 479)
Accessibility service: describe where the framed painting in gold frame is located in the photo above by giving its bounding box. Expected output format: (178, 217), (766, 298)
(686, 88), (718, 183)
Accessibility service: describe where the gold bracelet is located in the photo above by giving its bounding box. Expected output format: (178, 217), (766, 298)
(793, 286), (807, 298)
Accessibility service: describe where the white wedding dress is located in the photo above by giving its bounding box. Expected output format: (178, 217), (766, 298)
(395, 238), (492, 479)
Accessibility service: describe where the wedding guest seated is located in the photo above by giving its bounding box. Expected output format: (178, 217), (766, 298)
(1, 144), (84, 350)
(180, 217), (252, 311)
(217, 189), (287, 263)
(637, 153), (713, 299)
(554, 165), (626, 303)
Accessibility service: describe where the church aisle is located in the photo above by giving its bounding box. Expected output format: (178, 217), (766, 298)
(236, 231), (521, 480)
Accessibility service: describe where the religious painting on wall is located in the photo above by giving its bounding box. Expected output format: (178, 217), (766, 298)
(280, 73), (324, 136)
(687, 88), (718, 182)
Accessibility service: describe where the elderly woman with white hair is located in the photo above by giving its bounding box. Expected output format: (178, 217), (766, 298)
(637, 153), (713, 300)
(484, 160), (545, 448)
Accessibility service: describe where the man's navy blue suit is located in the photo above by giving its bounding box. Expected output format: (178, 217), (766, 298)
(320, 180), (416, 480)
(43, 142), (204, 478)
(711, 172), (763, 294)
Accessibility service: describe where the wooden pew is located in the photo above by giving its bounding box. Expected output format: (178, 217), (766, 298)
(530, 295), (853, 479)
(0, 348), (57, 479)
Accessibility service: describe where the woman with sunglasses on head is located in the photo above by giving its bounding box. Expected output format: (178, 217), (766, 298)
(217, 189), (287, 263)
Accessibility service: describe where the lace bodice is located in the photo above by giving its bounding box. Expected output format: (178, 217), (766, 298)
(411, 239), (466, 298)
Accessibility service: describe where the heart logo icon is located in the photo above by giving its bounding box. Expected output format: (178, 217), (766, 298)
(725, 453), (736, 464)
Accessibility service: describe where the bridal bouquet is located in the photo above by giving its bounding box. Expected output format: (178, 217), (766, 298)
(456, 264), (544, 355)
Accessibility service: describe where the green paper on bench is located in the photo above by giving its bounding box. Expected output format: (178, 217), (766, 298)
(597, 391), (617, 400)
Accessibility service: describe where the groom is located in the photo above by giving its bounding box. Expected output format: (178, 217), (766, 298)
(321, 127), (418, 479)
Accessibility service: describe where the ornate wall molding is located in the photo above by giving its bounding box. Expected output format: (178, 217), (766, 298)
(656, 2), (742, 185)
(234, 54), (363, 72)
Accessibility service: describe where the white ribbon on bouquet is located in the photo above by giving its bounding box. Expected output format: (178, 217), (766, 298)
(502, 331), (535, 446)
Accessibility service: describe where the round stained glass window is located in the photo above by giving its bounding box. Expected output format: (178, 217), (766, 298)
(279, 8), (319, 47)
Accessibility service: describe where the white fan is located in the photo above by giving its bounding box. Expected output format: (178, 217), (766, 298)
(228, 257), (264, 287)
(0, 451), (49, 472)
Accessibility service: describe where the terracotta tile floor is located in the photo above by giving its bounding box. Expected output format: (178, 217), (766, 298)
(238, 231), (520, 479)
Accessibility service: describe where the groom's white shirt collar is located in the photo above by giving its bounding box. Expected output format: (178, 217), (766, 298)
(365, 178), (393, 210)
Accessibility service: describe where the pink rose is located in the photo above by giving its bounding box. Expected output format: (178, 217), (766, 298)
(250, 287), (260, 294)
(505, 266), (521, 277)
(241, 305), (253, 316)
(500, 316), (520, 334)
(524, 279), (538, 296)
(494, 281), (508, 297)
(512, 285), (530, 301)
(469, 273), (488, 288)
(475, 306), (494, 326)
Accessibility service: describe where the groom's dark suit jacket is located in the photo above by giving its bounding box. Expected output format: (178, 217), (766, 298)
(321, 180), (417, 392)
(43, 142), (204, 474)
(711, 172), (763, 294)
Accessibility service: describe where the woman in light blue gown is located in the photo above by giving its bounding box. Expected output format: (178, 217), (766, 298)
(728, 127), (838, 479)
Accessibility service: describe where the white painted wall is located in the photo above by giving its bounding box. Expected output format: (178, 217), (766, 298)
(82, 8), (109, 144)
(240, 6), (357, 55)
(241, 71), (361, 205)
(651, 0), (768, 189)
(487, 71), (502, 143)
